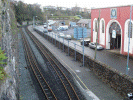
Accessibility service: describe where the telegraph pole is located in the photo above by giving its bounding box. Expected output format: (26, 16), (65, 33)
(33, 16), (37, 27)
(126, 5), (132, 75)
(82, 26), (84, 67)
(94, 9), (100, 60)
(46, 15), (48, 31)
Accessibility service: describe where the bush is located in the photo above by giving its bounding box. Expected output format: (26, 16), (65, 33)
(0, 47), (8, 80)
(0, 67), (6, 80)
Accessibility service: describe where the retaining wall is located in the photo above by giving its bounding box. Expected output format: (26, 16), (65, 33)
(32, 27), (133, 98)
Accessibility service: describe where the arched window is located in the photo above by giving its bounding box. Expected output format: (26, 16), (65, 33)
(128, 21), (132, 38)
(102, 20), (105, 33)
(95, 20), (98, 32)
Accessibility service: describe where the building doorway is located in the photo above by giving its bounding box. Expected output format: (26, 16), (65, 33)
(109, 22), (121, 49)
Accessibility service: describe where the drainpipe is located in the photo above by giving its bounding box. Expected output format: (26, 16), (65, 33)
(94, 9), (100, 60)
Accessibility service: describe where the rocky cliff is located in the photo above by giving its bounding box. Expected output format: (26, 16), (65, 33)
(0, 0), (19, 99)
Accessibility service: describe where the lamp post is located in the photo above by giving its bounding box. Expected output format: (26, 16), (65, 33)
(33, 16), (37, 27)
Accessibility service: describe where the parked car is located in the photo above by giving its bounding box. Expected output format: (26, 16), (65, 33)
(65, 34), (71, 40)
(58, 33), (65, 38)
(89, 42), (104, 50)
(81, 40), (90, 46)
(44, 25), (47, 28)
(57, 27), (64, 31)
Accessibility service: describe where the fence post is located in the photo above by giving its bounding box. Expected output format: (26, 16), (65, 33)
(47, 32), (48, 40)
(52, 33), (53, 43)
(55, 34), (56, 46)
(59, 37), (60, 49)
(45, 32), (46, 38)
(67, 40), (69, 56)
(74, 43), (76, 61)
(63, 38), (64, 52)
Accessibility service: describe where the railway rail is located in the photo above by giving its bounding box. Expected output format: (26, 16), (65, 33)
(26, 27), (85, 100)
(21, 28), (57, 100)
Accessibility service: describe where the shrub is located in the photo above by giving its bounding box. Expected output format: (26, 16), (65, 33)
(0, 47), (8, 80)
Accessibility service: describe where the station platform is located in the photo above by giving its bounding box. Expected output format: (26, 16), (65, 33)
(27, 26), (124, 100)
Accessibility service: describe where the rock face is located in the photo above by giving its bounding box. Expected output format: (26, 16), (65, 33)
(0, 0), (19, 99)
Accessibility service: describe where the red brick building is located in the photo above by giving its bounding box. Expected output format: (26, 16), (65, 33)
(91, 5), (133, 56)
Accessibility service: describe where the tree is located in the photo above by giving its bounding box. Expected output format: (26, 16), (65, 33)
(11, 1), (44, 24)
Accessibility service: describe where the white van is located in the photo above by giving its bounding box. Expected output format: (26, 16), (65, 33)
(57, 25), (68, 31)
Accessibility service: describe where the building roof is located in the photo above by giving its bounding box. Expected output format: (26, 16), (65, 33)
(91, 5), (131, 10)
(77, 19), (91, 24)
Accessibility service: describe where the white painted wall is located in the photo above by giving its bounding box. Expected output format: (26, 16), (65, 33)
(100, 18), (105, 45)
(93, 18), (97, 43)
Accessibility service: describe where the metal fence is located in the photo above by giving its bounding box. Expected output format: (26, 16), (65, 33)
(45, 32), (85, 66)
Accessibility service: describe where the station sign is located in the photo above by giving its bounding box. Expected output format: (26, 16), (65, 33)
(111, 8), (117, 19)
(112, 30), (116, 38)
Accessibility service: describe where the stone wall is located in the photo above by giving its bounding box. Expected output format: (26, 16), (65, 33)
(33, 27), (133, 98)
(0, 0), (19, 99)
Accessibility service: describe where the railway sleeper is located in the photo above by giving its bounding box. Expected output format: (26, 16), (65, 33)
(39, 77), (42, 79)
(44, 88), (49, 90)
(60, 78), (65, 80)
(48, 96), (53, 99)
(56, 81), (61, 85)
(46, 92), (50, 94)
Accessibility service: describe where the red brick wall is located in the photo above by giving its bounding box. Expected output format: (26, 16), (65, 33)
(91, 6), (133, 56)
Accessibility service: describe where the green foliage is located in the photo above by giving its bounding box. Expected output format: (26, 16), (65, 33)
(11, 1), (44, 24)
(10, 17), (17, 35)
(0, 47), (8, 80)
(0, 47), (8, 64)
(43, 7), (91, 20)
(0, 24), (1, 35)
(0, 67), (6, 80)
(20, 95), (23, 100)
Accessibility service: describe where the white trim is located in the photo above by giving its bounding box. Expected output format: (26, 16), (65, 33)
(93, 18), (97, 42)
(100, 18), (105, 45)
(106, 20), (122, 52)
(124, 19), (133, 54)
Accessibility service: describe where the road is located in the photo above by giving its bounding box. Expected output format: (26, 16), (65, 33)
(35, 25), (133, 78)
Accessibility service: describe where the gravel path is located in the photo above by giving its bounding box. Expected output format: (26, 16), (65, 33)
(18, 32), (39, 100)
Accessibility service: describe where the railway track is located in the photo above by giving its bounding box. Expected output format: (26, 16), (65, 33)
(21, 28), (57, 100)
(26, 27), (83, 100)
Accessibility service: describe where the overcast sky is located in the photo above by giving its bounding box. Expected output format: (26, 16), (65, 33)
(22, 0), (133, 9)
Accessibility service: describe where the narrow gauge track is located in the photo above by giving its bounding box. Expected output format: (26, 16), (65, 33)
(21, 28), (57, 100)
(26, 27), (81, 100)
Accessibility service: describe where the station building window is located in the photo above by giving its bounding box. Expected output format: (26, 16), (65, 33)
(128, 21), (133, 38)
(95, 20), (98, 32)
(102, 20), (105, 33)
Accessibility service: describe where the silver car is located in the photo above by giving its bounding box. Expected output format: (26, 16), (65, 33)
(65, 34), (71, 40)
(89, 42), (104, 50)
(58, 33), (65, 38)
